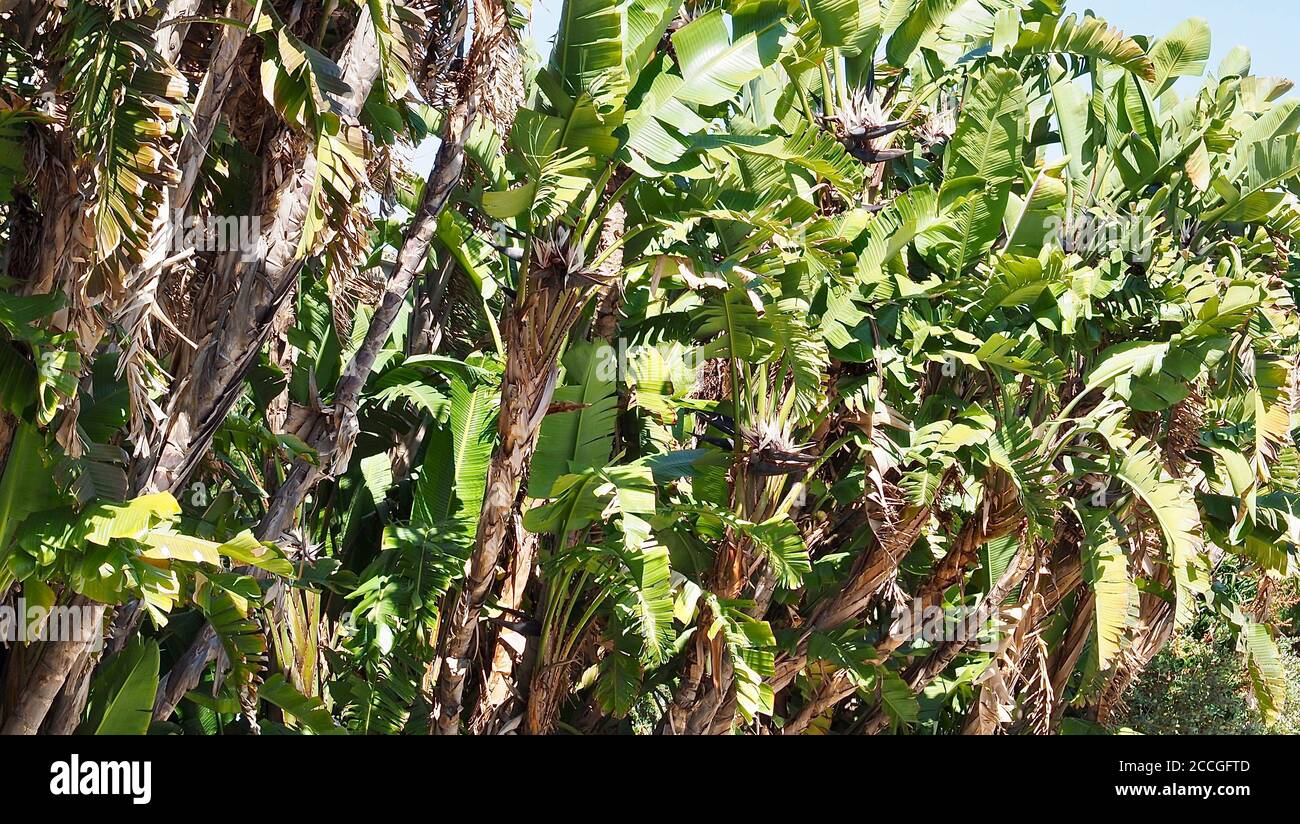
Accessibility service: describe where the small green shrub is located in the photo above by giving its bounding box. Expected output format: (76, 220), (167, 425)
(1117, 628), (1300, 735)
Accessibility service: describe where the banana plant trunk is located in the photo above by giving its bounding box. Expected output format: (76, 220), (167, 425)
(854, 540), (1040, 736)
(432, 307), (560, 733)
(471, 521), (537, 733)
(259, 85), (479, 539)
(482, 174), (630, 735)
(432, 261), (596, 733)
(141, 10), (382, 496)
(658, 527), (750, 735)
(152, 0), (501, 726)
(138, 10), (385, 722)
(0, 595), (103, 735)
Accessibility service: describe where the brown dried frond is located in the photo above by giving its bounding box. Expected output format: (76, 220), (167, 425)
(1126, 501), (1166, 572)
(1251, 576), (1275, 624)
(223, 52), (273, 152)
(691, 357), (728, 401)
(1097, 562), (1177, 725)
(1020, 632), (1055, 734)
(418, 0), (468, 105)
(967, 599), (1037, 733)
(475, 8), (522, 139)
(1163, 391), (1205, 474)
(1097, 630), (1156, 725)
(322, 203), (380, 337)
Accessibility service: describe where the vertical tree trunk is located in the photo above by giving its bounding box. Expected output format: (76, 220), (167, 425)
(433, 330), (559, 733)
(149, 1), (493, 718)
(430, 1), (591, 720)
(152, 629), (219, 722)
(120, 0), (254, 457)
(472, 518), (537, 733)
(1, 596), (103, 735)
(40, 642), (99, 735)
(142, 8), (382, 495)
(659, 598), (737, 735)
(257, 86), (479, 536)
(137, 10), (385, 721)
(482, 171), (628, 735)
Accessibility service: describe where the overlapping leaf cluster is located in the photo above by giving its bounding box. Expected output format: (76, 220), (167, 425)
(1, 0), (1298, 735)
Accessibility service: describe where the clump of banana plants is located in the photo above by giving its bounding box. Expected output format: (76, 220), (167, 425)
(1, 0), (1299, 737)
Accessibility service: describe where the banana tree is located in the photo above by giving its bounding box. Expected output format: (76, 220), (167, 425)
(430, 0), (675, 733)
(2, 0), (1299, 737)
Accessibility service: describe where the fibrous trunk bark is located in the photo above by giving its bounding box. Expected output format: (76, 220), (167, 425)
(142, 10), (385, 719)
(257, 75), (479, 538)
(769, 493), (935, 695)
(155, 0), (206, 63)
(120, 0), (255, 454)
(854, 537), (1039, 735)
(142, 8), (382, 495)
(1, 595), (103, 735)
(154, 7), (490, 714)
(432, 309), (561, 733)
(477, 170), (628, 735)
(658, 599), (738, 735)
(472, 517), (537, 733)
(780, 480), (1023, 734)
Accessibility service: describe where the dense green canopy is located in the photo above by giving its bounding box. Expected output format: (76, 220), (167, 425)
(0, 0), (1298, 735)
